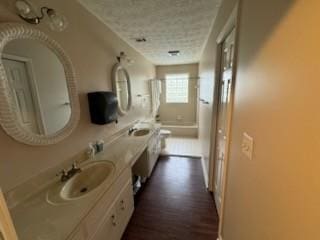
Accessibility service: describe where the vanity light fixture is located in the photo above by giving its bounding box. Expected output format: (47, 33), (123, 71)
(15, 0), (68, 32)
(168, 50), (180, 56)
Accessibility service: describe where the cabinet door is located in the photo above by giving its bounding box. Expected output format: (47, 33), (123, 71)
(85, 168), (132, 238)
(116, 182), (134, 237)
(91, 180), (134, 240)
(155, 136), (161, 158)
(147, 141), (159, 177)
(91, 205), (118, 240)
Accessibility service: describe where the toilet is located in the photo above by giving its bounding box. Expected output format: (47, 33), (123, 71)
(160, 129), (171, 149)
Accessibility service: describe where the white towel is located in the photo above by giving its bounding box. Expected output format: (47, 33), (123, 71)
(150, 79), (162, 117)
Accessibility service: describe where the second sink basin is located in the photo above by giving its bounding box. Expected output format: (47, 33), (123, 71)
(60, 161), (115, 200)
(133, 128), (150, 137)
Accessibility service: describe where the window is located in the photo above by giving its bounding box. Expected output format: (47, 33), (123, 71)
(165, 74), (189, 103)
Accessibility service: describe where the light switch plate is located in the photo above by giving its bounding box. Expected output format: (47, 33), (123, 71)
(242, 132), (254, 160)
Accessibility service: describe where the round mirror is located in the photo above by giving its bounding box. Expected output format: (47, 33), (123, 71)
(111, 63), (132, 115)
(0, 23), (79, 145)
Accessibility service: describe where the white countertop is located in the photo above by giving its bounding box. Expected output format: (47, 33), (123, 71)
(10, 126), (158, 240)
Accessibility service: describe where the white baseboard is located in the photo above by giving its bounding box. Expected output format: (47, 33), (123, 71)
(201, 157), (209, 188)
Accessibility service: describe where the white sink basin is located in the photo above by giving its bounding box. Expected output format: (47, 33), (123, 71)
(47, 161), (115, 204)
(60, 161), (114, 200)
(133, 128), (150, 137)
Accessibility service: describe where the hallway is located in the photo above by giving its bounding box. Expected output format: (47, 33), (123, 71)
(122, 156), (219, 240)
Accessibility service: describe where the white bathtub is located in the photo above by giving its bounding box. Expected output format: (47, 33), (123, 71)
(161, 122), (198, 138)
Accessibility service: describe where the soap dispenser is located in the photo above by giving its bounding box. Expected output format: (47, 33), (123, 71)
(96, 140), (105, 153)
(87, 92), (118, 125)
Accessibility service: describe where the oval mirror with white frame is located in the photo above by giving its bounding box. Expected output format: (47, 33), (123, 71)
(111, 63), (132, 116)
(0, 23), (80, 145)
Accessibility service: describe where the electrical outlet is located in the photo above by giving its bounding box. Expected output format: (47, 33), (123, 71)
(242, 132), (254, 160)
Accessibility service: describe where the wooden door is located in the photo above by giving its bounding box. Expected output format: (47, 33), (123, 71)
(214, 28), (236, 216)
(0, 190), (18, 240)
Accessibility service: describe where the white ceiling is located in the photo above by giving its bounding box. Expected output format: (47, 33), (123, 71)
(78, 0), (222, 65)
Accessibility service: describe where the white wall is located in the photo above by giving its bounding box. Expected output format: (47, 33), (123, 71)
(0, 0), (155, 193)
(200, 0), (320, 239)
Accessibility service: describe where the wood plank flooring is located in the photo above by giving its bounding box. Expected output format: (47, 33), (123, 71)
(122, 156), (219, 240)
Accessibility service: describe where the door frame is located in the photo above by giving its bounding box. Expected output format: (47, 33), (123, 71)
(2, 53), (46, 134)
(206, 2), (241, 239)
(0, 189), (18, 240)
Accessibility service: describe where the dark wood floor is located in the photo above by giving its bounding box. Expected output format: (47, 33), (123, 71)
(122, 155), (219, 240)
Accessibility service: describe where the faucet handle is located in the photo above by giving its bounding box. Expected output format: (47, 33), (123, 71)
(72, 161), (80, 170)
(56, 169), (67, 177)
(56, 169), (69, 182)
(87, 142), (96, 159)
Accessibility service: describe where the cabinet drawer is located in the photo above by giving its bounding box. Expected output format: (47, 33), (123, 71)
(85, 168), (132, 238)
(91, 181), (134, 240)
(116, 182), (134, 236)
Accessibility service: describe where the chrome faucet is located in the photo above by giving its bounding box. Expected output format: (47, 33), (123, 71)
(56, 162), (82, 182)
(68, 162), (82, 177)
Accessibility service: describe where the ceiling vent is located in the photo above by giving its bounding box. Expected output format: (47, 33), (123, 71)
(168, 50), (180, 56)
(135, 37), (147, 42)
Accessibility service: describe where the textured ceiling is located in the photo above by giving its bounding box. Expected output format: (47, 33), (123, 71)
(78, 0), (222, 65)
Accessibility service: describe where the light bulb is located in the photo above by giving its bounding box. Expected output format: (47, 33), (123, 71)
(15, 0), (32, 17)
(47, 9), (68, 32)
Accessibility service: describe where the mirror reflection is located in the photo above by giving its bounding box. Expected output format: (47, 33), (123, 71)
(2, 39), (71, 135)
(112, 64), (131, 115)
(116, 68), (129, 111)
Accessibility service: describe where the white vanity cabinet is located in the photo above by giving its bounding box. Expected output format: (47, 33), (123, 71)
(92, 182), (133, 240)
(132, 129), (161, 178)
(147, 130), (161, 177)
(68, 168), (134, 240)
